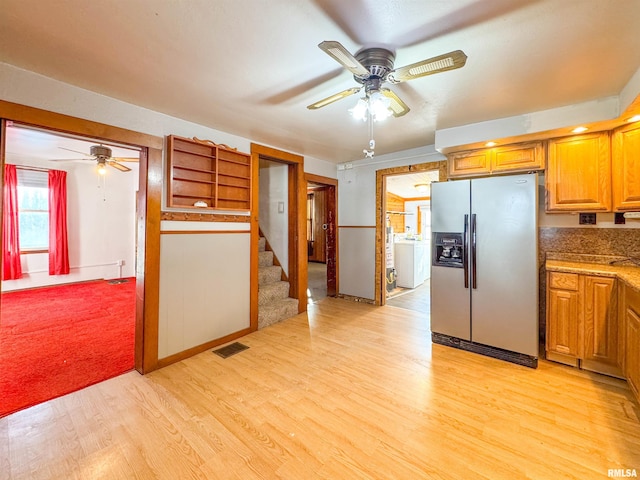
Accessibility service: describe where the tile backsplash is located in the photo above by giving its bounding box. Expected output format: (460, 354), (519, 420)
(539, 227), (640, 260)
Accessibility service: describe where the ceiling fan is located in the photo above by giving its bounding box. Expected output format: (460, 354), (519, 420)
(55, 145), (137, 173)
(307, 41), (467, 118)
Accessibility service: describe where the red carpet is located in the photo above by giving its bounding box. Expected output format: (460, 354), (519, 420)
(0, 279), (135, 417)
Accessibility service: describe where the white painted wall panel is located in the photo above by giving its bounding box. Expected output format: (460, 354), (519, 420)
(158, 233), (250, 359)
(338, 227), (376, 300)
(259, 162), (289, 275)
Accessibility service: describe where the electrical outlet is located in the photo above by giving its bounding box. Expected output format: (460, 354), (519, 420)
(615, 212), (626, 224)
(579, 213), (596, 225)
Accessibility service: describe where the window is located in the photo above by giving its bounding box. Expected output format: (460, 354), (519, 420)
(17, 169), (49, 251)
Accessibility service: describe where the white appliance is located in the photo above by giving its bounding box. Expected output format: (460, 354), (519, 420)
(430, 173), (539, 368)
(395, 241), (427, 288)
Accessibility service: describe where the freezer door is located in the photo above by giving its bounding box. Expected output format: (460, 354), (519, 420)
(430, 180), (471, 340)
(470, 173), (539, 357)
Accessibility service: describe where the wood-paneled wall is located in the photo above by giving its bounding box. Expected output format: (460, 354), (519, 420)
(386, 192), (405, 233)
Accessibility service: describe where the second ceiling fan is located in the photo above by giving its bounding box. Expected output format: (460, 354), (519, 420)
(307, 41), (467, 119)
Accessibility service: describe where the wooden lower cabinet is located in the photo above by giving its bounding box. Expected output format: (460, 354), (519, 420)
(546, 272), (622, 377)
(625, 286), (640, 401)
(546, 272), (581, 365)
(582, 276), (621, 377)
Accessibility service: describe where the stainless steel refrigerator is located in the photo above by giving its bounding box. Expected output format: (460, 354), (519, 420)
(430, 173), (539, 368)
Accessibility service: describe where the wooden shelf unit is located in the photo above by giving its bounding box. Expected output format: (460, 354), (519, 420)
(167, 135), (252, 211)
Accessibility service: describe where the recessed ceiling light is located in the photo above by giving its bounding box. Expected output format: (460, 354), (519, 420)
(572, 126), (588, 134)
(485, 141), (497, 147)
(627, 115), (640, 123)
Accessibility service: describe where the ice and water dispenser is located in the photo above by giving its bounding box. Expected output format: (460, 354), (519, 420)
(432, 232), (464, 268)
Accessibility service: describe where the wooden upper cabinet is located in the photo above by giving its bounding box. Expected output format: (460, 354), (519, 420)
(612, 122), (640, 211)
(448, 141), (544, 177)
(492, 141), (545, 173)
(448, 150), (491, 177)
(546, 132), (611, 212)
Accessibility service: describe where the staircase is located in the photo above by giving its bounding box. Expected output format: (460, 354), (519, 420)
(258, 236), (299, 329)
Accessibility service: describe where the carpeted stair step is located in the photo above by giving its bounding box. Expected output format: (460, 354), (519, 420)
(258, 236), (266, 252)
(258, 298), (299, 329)
(258, 281), (290, 306)
(258, 265), (282, 285)
(258, 250), (274, 267)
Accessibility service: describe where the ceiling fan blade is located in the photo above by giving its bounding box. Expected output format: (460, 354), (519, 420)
(111, 156), (139, 163)
(58, 146), (90, 156)
(108, 161), (131, 172)
(50, 158), (93, 162)
(318, 41), (369, 77)
(307, 87), (362, 110)
(388, 50), (467, 84)
(380, 89), (410, 117)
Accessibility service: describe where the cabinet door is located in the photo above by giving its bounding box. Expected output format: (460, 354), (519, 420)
(546, 132), (611, 211)
(612, 122), (640, 211)
(547, 273), (581, 359)
(582, 276), (621, 376)
(626, 287), (640, 402)
(492, 141), (545, 173)
(626, 305), (640, 401)
(448, 150), (491, 177)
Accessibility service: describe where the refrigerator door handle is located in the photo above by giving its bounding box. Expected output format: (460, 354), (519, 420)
(471, 213), (477, 289)
(463, 214), (469, 289)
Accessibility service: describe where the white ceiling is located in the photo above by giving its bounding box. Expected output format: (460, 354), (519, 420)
(387, 170), (439, 199)
(1, 0), (639, 163)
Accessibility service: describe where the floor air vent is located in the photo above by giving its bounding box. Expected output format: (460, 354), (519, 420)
(213, 342), (249, 359)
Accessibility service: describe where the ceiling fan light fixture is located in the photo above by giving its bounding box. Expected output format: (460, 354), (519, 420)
(349, 98), (369, 121)
(369, 91), (392, 121)
(97, 160), (107, 175)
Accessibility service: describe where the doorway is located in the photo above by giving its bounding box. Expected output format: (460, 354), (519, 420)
(375, 161), (448, 306)
(0, 118), (153, 415)
(305, 173), (338, 304)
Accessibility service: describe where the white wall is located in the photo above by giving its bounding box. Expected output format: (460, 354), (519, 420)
(337, 145), (445, 299)
(2, 156), (138, 292)
(158, 229), (250, 359)
(258, 162), (289, 275)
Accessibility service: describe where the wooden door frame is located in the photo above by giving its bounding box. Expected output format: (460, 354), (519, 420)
(375, 161), (448, 306)
(250, 143), (307, 330)
(305, 173), (338, 297)
(0, 100), (163, 373)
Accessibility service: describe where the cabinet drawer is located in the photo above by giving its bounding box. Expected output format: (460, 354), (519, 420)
(549, 272), (579, 291)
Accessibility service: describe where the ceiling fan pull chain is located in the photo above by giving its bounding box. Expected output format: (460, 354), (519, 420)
(364, 112), (375, 158)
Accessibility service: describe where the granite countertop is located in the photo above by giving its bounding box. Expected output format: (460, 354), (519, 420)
(545, 253), (640, 293)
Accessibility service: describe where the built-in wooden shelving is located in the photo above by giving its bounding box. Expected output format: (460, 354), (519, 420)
(166, 135), (252, 211)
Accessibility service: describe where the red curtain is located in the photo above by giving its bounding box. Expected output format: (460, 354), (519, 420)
(48, 169), (70, 275)
(2, 164), (22, 280)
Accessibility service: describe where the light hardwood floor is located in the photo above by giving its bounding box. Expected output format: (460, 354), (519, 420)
(2, 297), (639, 479)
